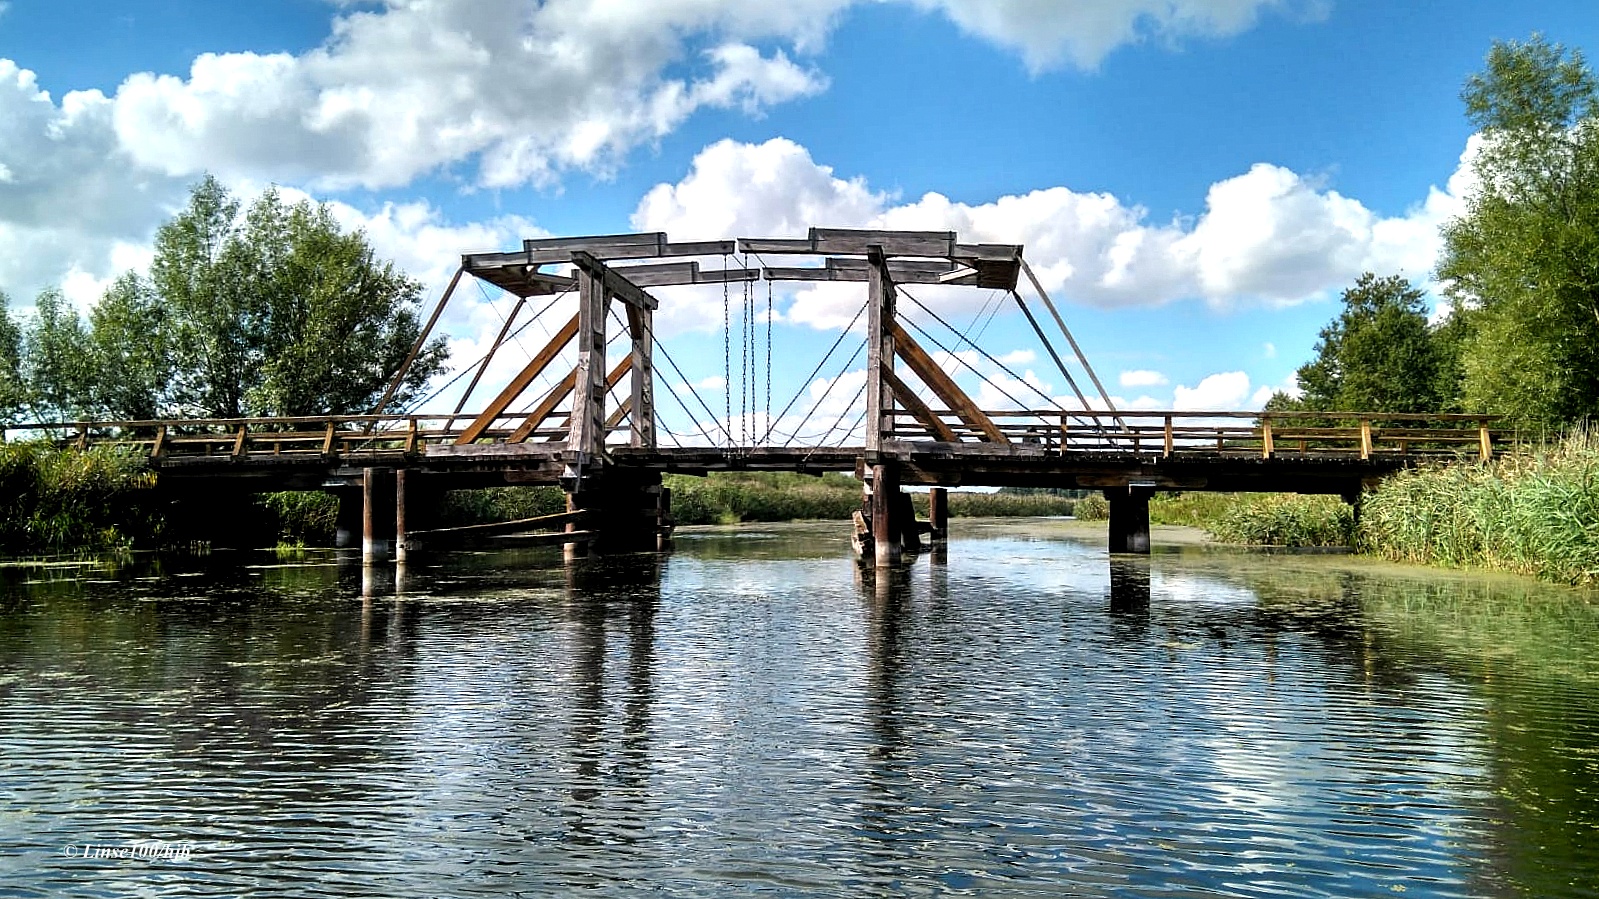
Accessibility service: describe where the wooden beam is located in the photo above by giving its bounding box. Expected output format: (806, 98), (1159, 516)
(886, 320), (1009, 444)
(545, 355), (635, 443)
(566, 270), (609, 457)
(815, 228), (955, 257)
(737, 237), (815, 254)
(611, 261), (760, 287)
(866, 247), (894, 453)
(522, 235), (736, 265)
(628, 303), (656, 449)
(570, 250), (659, 311)
(508, 368), (578, 443)
(881, 365), (957, 441)
(454, 312), (580, 445)
(762, 258), (980, 285)
(410, 510), (590, 542)
(605, 396), (633, 431)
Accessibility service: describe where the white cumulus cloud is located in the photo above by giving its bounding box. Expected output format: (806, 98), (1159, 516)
(1120, 369), (1169, 387)
(631, 136), (1477, 330)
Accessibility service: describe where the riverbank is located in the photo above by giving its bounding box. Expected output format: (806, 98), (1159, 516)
(1145, 434), (1599, 586)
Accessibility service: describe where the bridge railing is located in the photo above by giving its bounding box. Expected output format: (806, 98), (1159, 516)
(8, 409), (1508, 462)
(889, 410), (1507, 460)
(1, 414), (574, 461)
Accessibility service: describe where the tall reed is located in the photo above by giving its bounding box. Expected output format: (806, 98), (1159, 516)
(0, 442), (160, 552)
(1359, 433), (1599, 584)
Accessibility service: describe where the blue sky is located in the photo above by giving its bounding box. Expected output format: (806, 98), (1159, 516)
(2, 1), (1597, 437)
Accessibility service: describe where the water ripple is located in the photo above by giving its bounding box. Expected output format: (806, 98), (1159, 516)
(1, 522), (1596, 897)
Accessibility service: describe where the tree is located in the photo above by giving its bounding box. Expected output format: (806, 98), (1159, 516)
(1439, 35), (1599, 428)
(141, 176), (447, 418)
(84, 273), (172, 421)
(0, 292), (24, 422)
(21, 288), (92, 421)
(1285, 273), (1456, 413)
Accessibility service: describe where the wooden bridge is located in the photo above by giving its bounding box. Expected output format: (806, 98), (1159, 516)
(10, 228), (1505, 563)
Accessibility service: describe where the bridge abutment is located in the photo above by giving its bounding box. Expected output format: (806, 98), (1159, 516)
(565, 471), (672, 555)
(1105, 485), (1154, 555)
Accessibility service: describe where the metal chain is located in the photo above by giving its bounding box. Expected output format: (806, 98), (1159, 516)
(765, 267), (773, 442)
(723, 254), (731, 449)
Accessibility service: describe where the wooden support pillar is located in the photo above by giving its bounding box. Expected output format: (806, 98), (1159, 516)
(928, 486), (949, 542)
(871, 462), (902, 567)
(564, 470), (670, 555)
(865, 246), (896, 453)
(627, 303), (656, 449)
(1105, 485), (1152, 555)
(568, 268), (609, 457)
(363, 467), (396, 563)
(395, 469), (410, 563)
(334, 487), (363, 548)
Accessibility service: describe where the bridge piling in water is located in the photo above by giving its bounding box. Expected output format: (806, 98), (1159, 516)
(1105, 485), (1154, 555)
(362, 467), (396, 564)
(928, 487), (949, 543)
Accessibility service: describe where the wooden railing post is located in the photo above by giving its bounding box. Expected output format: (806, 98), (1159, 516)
(1163, 416), (1173, 457)
(75, 423), (88, 451)
(1260, 417), (1274, 459)
(1479, 418), (1493, 462)
(231, 423), (248, 459)
(322, 421), (338, 457)
(1359, 419), (1373, 459)
(150, 425), (167, 460)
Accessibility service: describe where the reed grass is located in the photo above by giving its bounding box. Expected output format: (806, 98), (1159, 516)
(0, 442), (160, 552)
(1359, 433), (1599, 584)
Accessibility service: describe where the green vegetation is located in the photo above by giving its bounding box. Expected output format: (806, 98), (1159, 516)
(1440, 36), (1599, 429)
(1360, 435), (1599, 585)
(3, 176), (447, 424)
(0, 443), (160, 553)
(1264, 273), (1462, 414)
(664, 473), (1075, 526)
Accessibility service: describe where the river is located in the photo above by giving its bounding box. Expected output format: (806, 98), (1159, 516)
(1, 519), (1596, 897)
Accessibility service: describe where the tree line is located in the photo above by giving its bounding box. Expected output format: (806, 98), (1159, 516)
(1267, 35), (1598, 429)
(0, 177), (447, 425)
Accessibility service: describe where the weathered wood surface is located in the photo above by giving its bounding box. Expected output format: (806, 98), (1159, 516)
(456, 312), (580, 445)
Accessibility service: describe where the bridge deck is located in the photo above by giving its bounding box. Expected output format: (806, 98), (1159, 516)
(10, 410), (1505, 495)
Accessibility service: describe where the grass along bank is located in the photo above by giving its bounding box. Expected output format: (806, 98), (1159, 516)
(0, 443), (161, 553)
(1360, 434), (1599, 585)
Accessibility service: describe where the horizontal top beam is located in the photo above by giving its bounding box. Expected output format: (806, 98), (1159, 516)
(523, 234), (735, 265)
(612, 260), (760, 287)
(570, 251), (659, 311)
(461, 252), (577, 298)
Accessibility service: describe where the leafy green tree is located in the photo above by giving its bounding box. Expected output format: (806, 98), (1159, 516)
(151, 175), (249, 418)
(84, 273), (172, 421)
(1439, 35), (1599, 428)
(1287, 273), (1455, 413)
(0, 292), (25, 422)
(21, 288), (92, 421)
(148, 176), (447, 418)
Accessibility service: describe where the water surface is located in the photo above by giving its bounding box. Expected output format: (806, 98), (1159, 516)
(2, 519), (1596, 897)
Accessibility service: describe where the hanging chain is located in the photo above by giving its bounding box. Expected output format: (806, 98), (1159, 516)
(765, 265), (773, 443)
(723, 255), (731, 449)
(742, 252), (753, 447)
